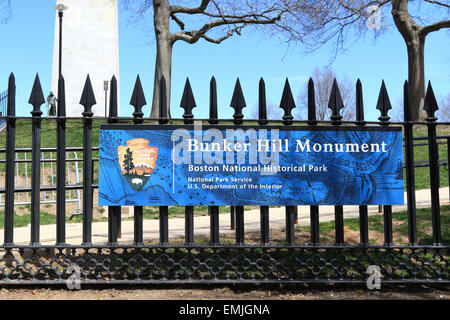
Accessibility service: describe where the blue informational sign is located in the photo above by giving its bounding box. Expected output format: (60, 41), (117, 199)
(98, 124), (404, 206)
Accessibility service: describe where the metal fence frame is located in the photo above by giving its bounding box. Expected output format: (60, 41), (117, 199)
(0, 73), (448, 285)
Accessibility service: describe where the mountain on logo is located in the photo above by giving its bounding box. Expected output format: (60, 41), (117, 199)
(117, 138), (158, 191)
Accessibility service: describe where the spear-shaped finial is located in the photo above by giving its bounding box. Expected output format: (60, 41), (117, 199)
(279, 78), (295, 125)
(180, 77), (196, 123)
(328, 78), (344, 124)
(424, 81), (439, 121)
(29, 73), (45, 117)
(130, 74), (146, 120)
(79, 74), (96, 117)
(376, 80), (391, 124)
(230, 77), (246, 124)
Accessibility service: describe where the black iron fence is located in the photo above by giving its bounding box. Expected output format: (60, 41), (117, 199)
(0, 72), (448, 284)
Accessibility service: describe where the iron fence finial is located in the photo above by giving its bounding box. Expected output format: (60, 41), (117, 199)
(57, 74), (66, 117)
(180, 77), (196, 123)
(230, 77), (246, 124)
(328, 78), (344, 124)
(130, 74), (146, 120)
(376, 80), (391, 123)
(280, 78), (295, 125)
(29, 73), (45, 116)
(258, 77), (268, 124)
(80, 74), (96, 117)
(209, 76), (218, 124)
(307, 77), (316, 125)
(424, 81), (439, 121)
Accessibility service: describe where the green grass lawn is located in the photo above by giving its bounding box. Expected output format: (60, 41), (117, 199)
(0, 205), (253, 228)
(296, 205), (450, 246)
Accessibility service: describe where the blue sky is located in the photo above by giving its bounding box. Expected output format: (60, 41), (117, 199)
(0, 0), (449, 120)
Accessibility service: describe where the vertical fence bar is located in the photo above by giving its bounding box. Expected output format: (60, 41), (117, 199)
(231, 78), (246, 245)
(328, 79), (345, 246)
(159, 76), (169, 245)
(424, 81), (441, 245)
(4, 73), (15, 245)
(258, 78), (270, 245)
(130, 75), (144, 246)
(376, 80), (393, 246)
(107, 75), (122, 245)
(307, 78), (320, 245)
(356, 79), (369, 246)
(208, 77), (219, 245)
(56, 75), (66, 245)
(180, 77), (197, 245)
(403, 81), (417, 245)
(80, 75), (95, 245)
(448, 137), (450, 202)
(29, 74), (45, 245)
(230, 206), (235, 230)
(280, 78), (296, 245)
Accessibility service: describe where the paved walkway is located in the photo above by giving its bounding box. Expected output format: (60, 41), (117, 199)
(2, 187), (449, 245)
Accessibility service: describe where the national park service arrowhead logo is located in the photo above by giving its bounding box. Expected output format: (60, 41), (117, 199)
(117, 138), (158, 191)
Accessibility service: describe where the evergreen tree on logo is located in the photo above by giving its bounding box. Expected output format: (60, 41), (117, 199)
(123, 148), (135, 174)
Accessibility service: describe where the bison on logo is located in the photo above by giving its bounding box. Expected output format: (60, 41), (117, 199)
(117, 139), (158, 191)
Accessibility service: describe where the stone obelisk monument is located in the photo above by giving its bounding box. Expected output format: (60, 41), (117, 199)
(51, 0), (120, 117)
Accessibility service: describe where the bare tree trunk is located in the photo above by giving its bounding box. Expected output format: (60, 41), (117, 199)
(392, 0), (427, 122)
(406, 38), (427, 121)
(151, 0), (172, 119)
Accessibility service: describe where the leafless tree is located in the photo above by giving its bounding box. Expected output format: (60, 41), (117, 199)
(287, 0), (450, 121)
(249, 101), (284, 120)
(0, 0), (11, 23)
(437, 93), (450, 121)
(295, 67), (355, 121)
(122, 0), (305, 118)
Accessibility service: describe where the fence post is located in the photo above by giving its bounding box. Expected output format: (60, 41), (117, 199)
(376, 80), (393, 246)
(307, 77), (320, 246)
(56, 74), (67, 245)
(206, 77), (220, 245)
(159, 76), (169, 245)
(231, 78), (246, 245)
(180, 77), (197, 245)
(80, 75), (95, 245)
(424, 81), (441, 245)
(105, 75), (121, 246)
(328, 79), (345, 246)
(280, 78), (296, 245)
(128, 75), (145, 246)
(4, 73), (15, 246)
(258, 78), (270, 245)
(29, 74), (45, 246)
(403, 80), (417, 245)
(356, 79), (369, 246)
(448, 137), (450, 202)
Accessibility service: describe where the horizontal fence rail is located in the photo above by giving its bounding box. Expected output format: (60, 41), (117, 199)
(0, 72), (448, 285)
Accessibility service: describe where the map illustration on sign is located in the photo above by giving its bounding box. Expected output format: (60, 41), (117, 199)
(98, 125), (404, 206)
(117, 138), (158, 191)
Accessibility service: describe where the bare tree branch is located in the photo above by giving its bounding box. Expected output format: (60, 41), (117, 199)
(421, 19), (450, 36)
(170, 0), (211, 14)
(424, 0), (450, 8)
(171, 10), (284, 44)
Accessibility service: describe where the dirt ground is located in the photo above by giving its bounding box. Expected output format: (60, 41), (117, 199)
(0, 283), (448, 300)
